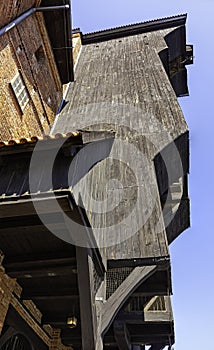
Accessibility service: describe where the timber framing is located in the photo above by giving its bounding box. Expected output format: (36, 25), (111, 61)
(0, 12), (192, 350)
(101, 266), (158, 335)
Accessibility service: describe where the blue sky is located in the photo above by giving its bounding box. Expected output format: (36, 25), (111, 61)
(72, 1), (213, 349)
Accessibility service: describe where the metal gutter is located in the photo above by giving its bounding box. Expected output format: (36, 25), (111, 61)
(68, 0), (73, 34)
(0, 5), (69, 37)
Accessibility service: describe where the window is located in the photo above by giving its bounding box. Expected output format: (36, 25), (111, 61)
(0, 334), (32, 350)
(11, 72), (29, 112)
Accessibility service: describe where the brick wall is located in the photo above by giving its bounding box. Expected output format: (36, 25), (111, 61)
(0, 265), (73, 350)
(49, 329), (73, 350)
(0, 1), (42, 28)
(0, 6), (63, 141)
(0, 272), (16, 334)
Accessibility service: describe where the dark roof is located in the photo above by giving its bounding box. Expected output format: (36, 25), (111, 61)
(40, 0), (74, 83)
(82, 14), (187, 44)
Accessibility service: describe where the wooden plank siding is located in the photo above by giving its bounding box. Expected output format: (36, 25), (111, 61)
(52, 25), (189, 262)
(0, 16), (191, 350)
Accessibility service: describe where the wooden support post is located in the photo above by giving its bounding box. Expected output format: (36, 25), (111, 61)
(76, 246), (98, 350)
(113, 321), (131, 350)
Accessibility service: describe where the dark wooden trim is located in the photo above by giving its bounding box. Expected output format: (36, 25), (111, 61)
(76, 246), (96, 350)
(116, 310), (173, 324)
(5, 256), (76, 271)
(23, 294), (79, 302)
(101, 265), (157, 335)
(0, 214), (63, 229)
(113, 321), (131, 350)
(4, 251), (75, 265)
(148, 344), (166, 350)
(0, 195), (71, 218)
(108, 256), (170, 269)
(7, 265), (75, 279)
(71, 195), (106, 275)
(23, 287), (78, 301)
(82, 14), (187, 44)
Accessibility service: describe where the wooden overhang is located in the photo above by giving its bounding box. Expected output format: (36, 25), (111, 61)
(0, 133), (174, 349)
(104, 296), (174, 350)
(46, 15), (192, 347)
(0, 133), (102, 348)
(52, 29), (191, 253)
(81, 14), (187, 44)
(40, 0), (74, 83)
(80, 14), (193, 97)
(154, 132), (190, 243)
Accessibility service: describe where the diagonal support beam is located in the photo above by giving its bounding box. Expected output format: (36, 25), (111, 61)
(101, 265), (157, 336)
(76, 246), (97, 350)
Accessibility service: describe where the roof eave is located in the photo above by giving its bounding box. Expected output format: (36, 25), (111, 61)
(82, 14), (187, 44)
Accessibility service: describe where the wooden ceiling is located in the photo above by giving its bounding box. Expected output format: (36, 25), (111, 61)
(0, 135), (174, 349)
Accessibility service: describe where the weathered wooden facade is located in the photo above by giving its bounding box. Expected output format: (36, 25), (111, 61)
(0, 10), (192, 350)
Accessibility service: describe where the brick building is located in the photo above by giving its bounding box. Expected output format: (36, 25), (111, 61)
(0, 0), (73, 141)
(0, 4), (193, 350)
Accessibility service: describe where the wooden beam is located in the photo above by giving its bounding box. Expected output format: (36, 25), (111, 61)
(113, 321), (131, 350)
(73, 196), (106, 274)
(131, 336), (170, 344)
(76, 246), (97, 350)
(148, 344), (166, 350)
(4, 251), (75, 265)
(101, 265), (157, 335)
(116, 310), (173, 324)
(6, 301), (51, 347)
(104, 334), (171, 347)
(4, 256), (76, 271)
(0, 213), (65, 229)
(22, 286), (78, 299)
(92, 247), (106, 277)
(108, 257), (170, 269)
(0, 195), (71, 218)
(6, 264), (75, 279)
(23, 294), (79, 301)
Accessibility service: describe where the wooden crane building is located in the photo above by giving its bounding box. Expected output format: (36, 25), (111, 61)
(0, 4), (192, 350)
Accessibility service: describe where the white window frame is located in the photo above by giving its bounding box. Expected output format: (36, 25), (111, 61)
(11, 72), (29, 112)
